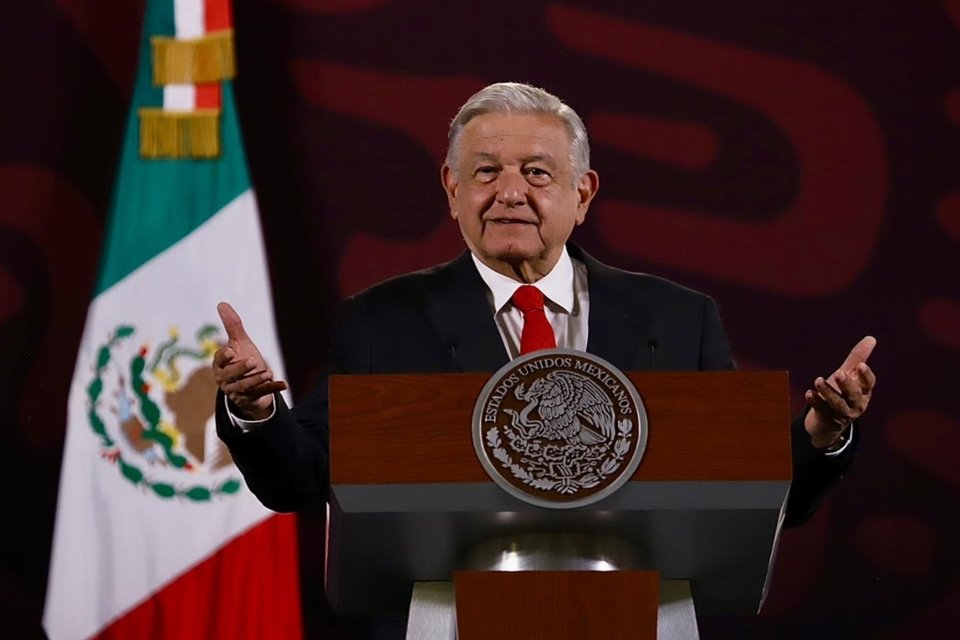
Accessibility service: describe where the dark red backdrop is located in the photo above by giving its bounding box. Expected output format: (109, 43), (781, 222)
(2, 0), (959, 637)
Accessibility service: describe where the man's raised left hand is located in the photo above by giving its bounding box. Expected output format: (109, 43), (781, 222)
(804, 335), (877, 450)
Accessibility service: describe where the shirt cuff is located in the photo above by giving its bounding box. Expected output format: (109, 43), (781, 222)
(823, 424), (854, 457)
(224, 394), (276, 433)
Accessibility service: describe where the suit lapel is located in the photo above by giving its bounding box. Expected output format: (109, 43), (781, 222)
(423, 246), (653, 373)
(576, 246), (649, 372)
(424, 252), (510, 372)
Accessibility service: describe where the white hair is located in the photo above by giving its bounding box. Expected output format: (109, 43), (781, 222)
(446, 82), (590, 180)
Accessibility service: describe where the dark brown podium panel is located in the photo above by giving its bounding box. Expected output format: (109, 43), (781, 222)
(454, 570), (659, 640)
(326, 371), (791, 617)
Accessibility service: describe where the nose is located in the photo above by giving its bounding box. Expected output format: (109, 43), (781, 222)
(495, 170), (528, 207)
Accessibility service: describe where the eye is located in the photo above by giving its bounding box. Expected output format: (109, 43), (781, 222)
(524, 167), (552, 185)
(474, 166), (499, 183)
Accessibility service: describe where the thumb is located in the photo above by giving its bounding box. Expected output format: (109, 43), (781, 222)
(839, 335), (877, 371)
(217, 301), (250, 343)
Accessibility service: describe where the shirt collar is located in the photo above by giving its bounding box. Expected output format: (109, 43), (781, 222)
(471, 246), (575, 314)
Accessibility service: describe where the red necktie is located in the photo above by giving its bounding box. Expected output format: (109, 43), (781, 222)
(512, 285), (557, 354)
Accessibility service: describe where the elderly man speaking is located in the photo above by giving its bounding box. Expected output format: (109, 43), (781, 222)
(213, 82), (876, 526)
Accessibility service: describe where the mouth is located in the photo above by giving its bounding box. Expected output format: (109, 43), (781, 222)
(486, 217), (536, 226)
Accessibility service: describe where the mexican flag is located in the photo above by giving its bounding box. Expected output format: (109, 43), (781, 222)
(43, 0), (302, 638)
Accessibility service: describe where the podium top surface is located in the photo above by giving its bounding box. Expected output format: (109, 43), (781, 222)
(330, 370), (792, 486)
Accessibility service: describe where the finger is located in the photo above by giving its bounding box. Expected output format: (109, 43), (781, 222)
(837, 335), (877, 372)
(804, 390), (852, 444)
(855, 361), (877, 392)
(212, 346), (239, 369)
(214, 358), (261, 386)
(227, 368), (284, 388)
(805, 388), (840, 420)
(217, 301), (251, 343)
(834, 371), (865, 410)
(805, 388), (837, 418)
(226, 380), (288, 406)
(212, 347), (230, 368)
(220, 367), (270, 394)
(228, 379), (287, 400)
(256, 380), (288, 395)
(805, 389), (850, 430)
(820, 374), (843, 396)
(813, 377), (858, 421)
(219, 363), (273, 394)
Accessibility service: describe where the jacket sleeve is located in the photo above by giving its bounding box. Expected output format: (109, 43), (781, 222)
(214, 296), (371, 512)
(783, 409), (858, 526)
(695, 294), (855, 526)
(215, 391), (328, 512)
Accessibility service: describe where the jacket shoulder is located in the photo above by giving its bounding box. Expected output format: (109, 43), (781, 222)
(343, 252), (469, 308)
(577, 248), (715, 307)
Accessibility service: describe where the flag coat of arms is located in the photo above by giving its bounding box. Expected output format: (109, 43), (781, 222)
(43, 0), (302, 637)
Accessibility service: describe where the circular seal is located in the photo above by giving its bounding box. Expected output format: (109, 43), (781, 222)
(472, 349), (648, 509)
(82, 323), (243, 502)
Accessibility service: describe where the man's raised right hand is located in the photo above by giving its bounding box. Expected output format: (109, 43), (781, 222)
(212, 301), (287, 420)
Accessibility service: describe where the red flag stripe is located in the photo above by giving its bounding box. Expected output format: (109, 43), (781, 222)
(195, 84), (222, 109)
(205, 0), (232, 31)
(95, 515), (302, 640)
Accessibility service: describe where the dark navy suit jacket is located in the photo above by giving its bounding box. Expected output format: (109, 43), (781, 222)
(217, 244), (854, 525)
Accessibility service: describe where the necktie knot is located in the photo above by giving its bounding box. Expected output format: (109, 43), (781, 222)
(511, 285), (556, 354)
(511, 285), (545, 313)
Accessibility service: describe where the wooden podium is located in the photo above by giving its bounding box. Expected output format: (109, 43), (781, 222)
(326, 371), (792, 638)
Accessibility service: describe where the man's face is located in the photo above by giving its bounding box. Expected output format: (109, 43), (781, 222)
(441, 112), (599, 282)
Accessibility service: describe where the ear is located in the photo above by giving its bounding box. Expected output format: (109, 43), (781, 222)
(574, 170), (600, 225)
(441, 164), (460, 219)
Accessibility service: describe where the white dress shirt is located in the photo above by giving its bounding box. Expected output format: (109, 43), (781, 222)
(470, 246), (589, 359)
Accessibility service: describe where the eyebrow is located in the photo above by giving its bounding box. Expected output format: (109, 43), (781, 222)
(467, 152), (500, 163)
(520, 154), (558, 167)
(467, 152), (559, 167)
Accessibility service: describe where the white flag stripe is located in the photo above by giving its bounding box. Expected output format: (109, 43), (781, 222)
(174, 0), (205, 38)
(43, 189), (283, 639)
(163, 84), (196, 111)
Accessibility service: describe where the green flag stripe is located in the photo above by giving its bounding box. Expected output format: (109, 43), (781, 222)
(96, 0), (251, 295)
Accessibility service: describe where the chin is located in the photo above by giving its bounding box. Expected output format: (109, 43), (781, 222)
(486, 245), (542, 263)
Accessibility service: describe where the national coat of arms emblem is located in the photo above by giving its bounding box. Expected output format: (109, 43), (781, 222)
(472, 349), (648, 508)
(84, 323), (242, 501)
